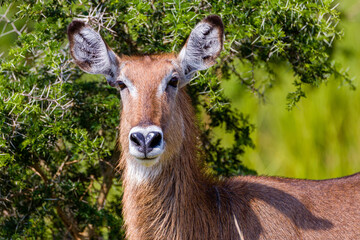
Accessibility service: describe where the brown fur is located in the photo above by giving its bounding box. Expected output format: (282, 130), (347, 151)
(115, 56), (360, 240)
(67, 17), (360, 240)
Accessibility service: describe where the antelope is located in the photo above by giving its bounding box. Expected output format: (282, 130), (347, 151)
(68, 15), (360, 240)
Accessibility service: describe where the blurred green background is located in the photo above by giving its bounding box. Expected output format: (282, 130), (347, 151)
(219, 0), (360, 179)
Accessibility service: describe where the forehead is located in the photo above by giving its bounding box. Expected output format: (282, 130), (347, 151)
(120, 54), (177, 85)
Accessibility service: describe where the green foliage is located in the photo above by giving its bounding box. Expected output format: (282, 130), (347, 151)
(0, 0), (351, 238)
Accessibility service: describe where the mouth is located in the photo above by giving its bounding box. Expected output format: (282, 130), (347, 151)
(133, 156), (160, 167)
(138, 156), (157, 161)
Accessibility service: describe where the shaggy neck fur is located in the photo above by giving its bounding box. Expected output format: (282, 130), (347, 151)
(120, 89), (232, 240)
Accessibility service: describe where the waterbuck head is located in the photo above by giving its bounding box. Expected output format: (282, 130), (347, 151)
(68, 15), (224, 176)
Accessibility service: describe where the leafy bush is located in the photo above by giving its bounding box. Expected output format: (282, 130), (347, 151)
(0, 0), (352, 238)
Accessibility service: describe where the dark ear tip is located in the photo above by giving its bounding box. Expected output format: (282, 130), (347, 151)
(202, 15), (224, 30)
(67, 20), (87, 36)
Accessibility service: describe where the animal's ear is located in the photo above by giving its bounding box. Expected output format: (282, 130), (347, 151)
(67, 20), (119, 84)
(178, 15), (224, 86)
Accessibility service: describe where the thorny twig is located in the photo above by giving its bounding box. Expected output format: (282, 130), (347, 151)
(0, 3), (28, 57)
(229, 64), (266, 101)
(76, 5), (117, 34)
(0, 3), (27, 38)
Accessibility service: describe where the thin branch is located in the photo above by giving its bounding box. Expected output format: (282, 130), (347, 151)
(0, 198), (11, 202)
(56, 206), (84, 240)
(29, 160), (85, 240)
(229, 64), (266, 101)
(52, 156), (70, 181)
(0, 3), (27, 38)
(79, 175), (94, 202)
(30, 162), (49, 184)
(80, 143), (121, 239)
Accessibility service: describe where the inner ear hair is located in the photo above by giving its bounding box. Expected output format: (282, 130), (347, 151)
(178, 15), (224, 81)
(67, 20), (118, 82)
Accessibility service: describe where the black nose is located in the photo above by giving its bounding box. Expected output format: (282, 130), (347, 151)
(130, 131), (162, 156)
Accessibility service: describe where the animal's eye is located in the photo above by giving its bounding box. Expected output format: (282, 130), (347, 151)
(117, 81), (127, 91)
(168, 76), (179, 88)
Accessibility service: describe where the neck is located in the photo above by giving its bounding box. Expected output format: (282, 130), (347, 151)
(121, 89), (221, 240)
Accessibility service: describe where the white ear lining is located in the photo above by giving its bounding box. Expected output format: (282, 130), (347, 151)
(185, 24), (221, 68)
(68, 21), (118, 82)
(177, 17), (224, 86)
(72, 28), (109, 71)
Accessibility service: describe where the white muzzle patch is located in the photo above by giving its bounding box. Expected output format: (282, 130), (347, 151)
(128, 125), (164, 166)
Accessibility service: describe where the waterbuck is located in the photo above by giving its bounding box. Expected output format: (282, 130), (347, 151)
(68, 15), (360, 240)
